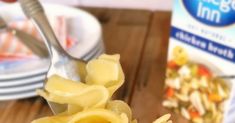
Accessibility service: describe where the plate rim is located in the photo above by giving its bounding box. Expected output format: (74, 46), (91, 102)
(0, 74), (46, 87)
(0, 82), (43, 94)
(0, 90), (37, 101)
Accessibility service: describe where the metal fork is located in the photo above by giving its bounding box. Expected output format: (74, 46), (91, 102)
(0, 16), (48, 58)
(19, 0), (87, 114)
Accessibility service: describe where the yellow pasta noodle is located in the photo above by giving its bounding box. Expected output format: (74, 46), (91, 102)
(32, 54), (171, 123)
(86, 54), (124, 97)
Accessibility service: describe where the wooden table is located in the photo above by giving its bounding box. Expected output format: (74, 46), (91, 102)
(0, 8), (188, 123)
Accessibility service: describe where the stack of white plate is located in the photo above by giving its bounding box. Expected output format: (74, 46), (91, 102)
(0, 4), (104, 100)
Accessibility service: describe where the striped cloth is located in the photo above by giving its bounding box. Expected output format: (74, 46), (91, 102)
(0, 16), (75, 61)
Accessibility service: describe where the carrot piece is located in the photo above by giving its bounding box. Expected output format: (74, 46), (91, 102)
(198, 64), (212, 78)
(167, 60), (179, 69)
(209, 93), (222, 102)
(189, 109), (200, 119)
(165, 87), (174, 98)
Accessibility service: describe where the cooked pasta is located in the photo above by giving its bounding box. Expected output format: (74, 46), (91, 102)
(32, 54), (171, 123)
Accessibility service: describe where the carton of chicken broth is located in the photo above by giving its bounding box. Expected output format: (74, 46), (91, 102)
(163, 0), (235, 123)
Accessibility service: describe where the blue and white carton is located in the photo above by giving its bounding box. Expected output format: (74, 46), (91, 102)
(163, 0), (235, 123)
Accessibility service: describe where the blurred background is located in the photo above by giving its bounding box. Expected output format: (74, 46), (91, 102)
(0, 0), (173, 10)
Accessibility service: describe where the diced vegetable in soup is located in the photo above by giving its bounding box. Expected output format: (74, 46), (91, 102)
(163, 46), (230, 123)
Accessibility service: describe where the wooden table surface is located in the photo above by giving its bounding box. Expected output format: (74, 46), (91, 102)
(0, 8), (188, 123)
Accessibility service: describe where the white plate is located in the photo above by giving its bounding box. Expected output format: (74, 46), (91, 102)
(0, 39), (104, 80)
(0, 3), (102, 58)
(0, 74), (46, 87)
(0, 40), (104, 84)
(0, 91), (37, 101)
(0, 46), (104, 100)
(0, 59), (49, 80)
(0, 3), (102, 80)
(0, 82), (43, 94)
(0, 41), (104, 86)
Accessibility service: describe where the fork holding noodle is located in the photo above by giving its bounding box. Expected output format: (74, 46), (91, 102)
(32, 54), (172, 123)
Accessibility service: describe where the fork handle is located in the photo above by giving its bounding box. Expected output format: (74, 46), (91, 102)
(19, 0), (65, 59)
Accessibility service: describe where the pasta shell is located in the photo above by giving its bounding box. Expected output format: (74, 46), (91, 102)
(189, 91), (205, 115)
(181, 107), (190, 120)
(175, 93), (189, 102)
(162, 100), (178, 108)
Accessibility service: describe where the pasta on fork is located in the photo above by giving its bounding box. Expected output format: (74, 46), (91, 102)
(32, 54), (171, 123)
